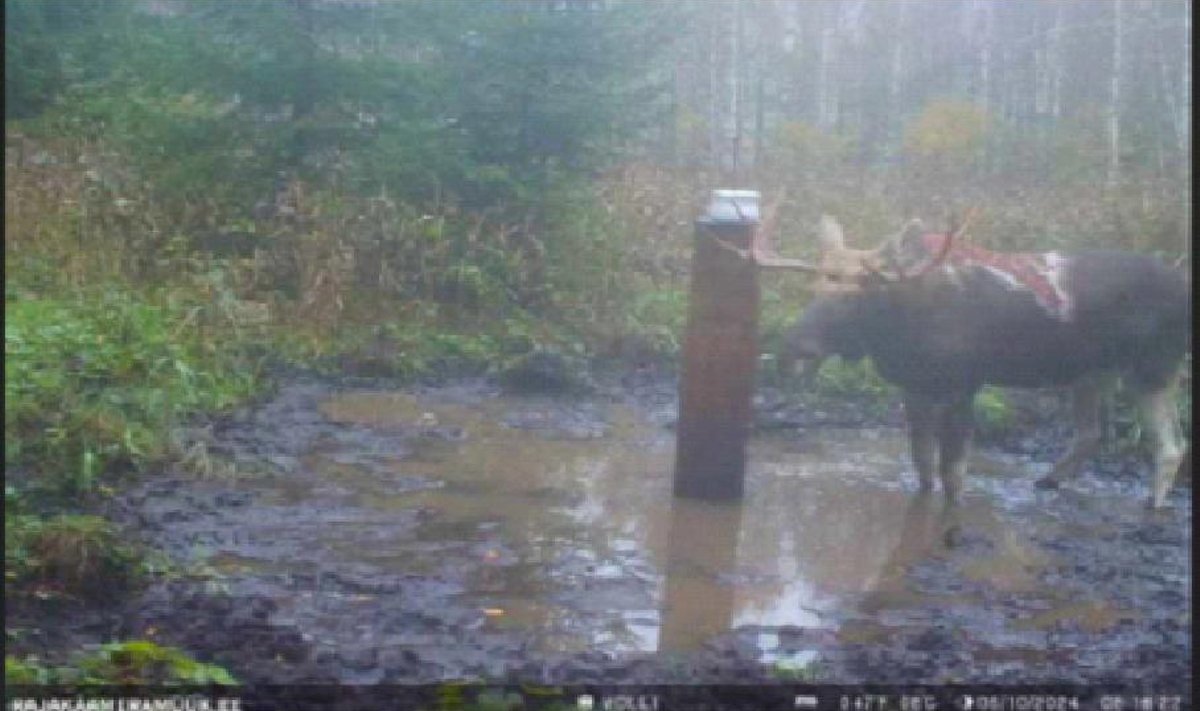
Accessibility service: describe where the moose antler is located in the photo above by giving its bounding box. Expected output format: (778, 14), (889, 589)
(712, 190), (833, 275)
(747, 192), (841, 274)
(907, 206), (974, 278)
(862, 208), (978, 283)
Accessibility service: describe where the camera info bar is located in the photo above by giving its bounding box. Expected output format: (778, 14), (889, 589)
(4, 685), (1187, 711)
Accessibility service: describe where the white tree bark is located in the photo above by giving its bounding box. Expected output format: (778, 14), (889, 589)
(730, 0), (742, 176)
(708, 5), (721, 171)
(1182, 0), (1191, 158)
(978, 0), (992, 114)
(1050, 2), (1063, 120)
(1034, 45), (1049, 116)
(1183, 0), (1192, 257)
(1107, 0), (1123, 189)
(889, 2), (904, 112)
(817, 23), (837, 129)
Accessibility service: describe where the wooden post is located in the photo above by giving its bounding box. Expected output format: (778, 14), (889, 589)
(673, 191), (760, 500)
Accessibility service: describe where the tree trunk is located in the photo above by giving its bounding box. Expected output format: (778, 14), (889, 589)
(978, 0), (992, 114)
(708, 6), (721, 172)
(1183, 0), (1191, 258)
(888, 2), (905, 157)
(289, 0), (317, 171)
(1184, 1), (1192, 157)
(817, 20), (837, 129)
(1107, 0), (1123, 189)
(668, 62), (680, 165)
(730, 0), (742, 179)
(1049, 1), (1063, 120)
(754, 74), (764, 173)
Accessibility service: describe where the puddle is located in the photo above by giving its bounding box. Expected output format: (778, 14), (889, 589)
(310, 390), (1021, 655)
(108, 381), (1191, 687)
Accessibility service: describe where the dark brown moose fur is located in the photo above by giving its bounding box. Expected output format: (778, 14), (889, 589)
(781, 218), (1190, 509)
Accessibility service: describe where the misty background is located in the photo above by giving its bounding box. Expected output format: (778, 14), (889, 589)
(5, 0), (1192, 460)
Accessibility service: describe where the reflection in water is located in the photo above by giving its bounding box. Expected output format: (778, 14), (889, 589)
(659, 499), (743, 652)
(304, 391), (1060, 656)
(858, 493), (958, 616)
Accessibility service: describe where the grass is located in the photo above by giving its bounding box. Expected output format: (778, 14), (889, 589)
(4, 513), (142, 601)
(5, 286), (261, 496)
(5, 641), (237, 686)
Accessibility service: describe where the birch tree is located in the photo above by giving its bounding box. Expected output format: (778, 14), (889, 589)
(1107, 0), (1123, 188)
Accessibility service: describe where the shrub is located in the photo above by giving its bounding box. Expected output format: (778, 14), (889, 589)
(5, 642), (239, 687)
(77, 641), (237, 686)
(5, 289), (259, 493)
(4, 514), (141, 601)
(973, 386), (1014, 437)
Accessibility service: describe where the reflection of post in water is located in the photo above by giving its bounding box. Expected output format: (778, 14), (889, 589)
(659, 498), (746, 652)
(858, 494), (961, 614)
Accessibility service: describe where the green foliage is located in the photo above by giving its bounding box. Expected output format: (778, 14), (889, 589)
(10, 638), (237, 686)
(5, 1), (62, 119)
(771, 659), (818, 682)
(2, 486), (35, 598)
(5, 513), (41, 589)
(6, 642), (235, 687)
(973, 387), (1014, 436)
(5, 514), (141, 600)
(76, 641), (237, 686)
(270, 297), (584, 384)
(498, 347), (592, 395)
(10, 0), (667, 214)
(812, 357), (894, 399)
(903, 99), (990, 161)
(5, 289), (260, 494)
(469, 689), (525, 711)
(373, 324), (504, 380)
(448, 2), (670, 197)
(4, 0), (134, 119)
(771, 121), (859, 185)
(6, 655), (56, 685)
(620, 289), (689, 358)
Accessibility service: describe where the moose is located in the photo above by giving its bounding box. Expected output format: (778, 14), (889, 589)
(741, 213), (1190, 509)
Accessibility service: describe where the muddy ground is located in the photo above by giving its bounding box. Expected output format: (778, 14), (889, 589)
(6, 367), (1191, 699)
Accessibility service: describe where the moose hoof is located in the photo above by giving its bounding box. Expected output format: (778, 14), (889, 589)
(1034, 476), (1061, 490)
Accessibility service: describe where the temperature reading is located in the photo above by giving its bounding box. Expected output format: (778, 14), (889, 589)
(902, 696), (937, 711)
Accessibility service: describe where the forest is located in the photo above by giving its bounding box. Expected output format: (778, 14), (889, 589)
(5, 0), (1192, 691)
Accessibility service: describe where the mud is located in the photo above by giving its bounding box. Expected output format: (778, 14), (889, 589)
(8, 372), (1190, 694)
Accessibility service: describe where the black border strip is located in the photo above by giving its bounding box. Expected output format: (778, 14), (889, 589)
(4, 684), (1191, 711)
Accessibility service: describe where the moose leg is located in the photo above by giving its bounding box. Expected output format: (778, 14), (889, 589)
(937, 394), (975, 505)
(903, 392), (939, 492)
(793, 356), (826, 391)
(1038, 376), (1106, 489)
(1136, 373), (1185, 509)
